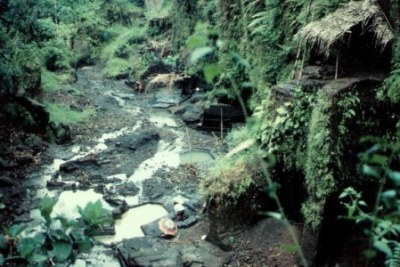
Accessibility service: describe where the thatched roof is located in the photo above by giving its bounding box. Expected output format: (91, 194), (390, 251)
(297, 0), (394, 56)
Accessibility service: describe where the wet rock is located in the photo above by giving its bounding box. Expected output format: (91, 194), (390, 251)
(118, 237), (182, 267)
(113, 182), (140, 197)
(112, 200), (129, 219)
(141, 220), (165, 237)
(89, 174), (105, 183)
(104, 196), (125, 207)
(87, 226), (116, 237)
(181, 104), (204, 123)
(176, 215), (198, 229)
(118, 237), (231, 267)
(60, 159), (101, 173)
(46, 180), (66, 188)
(107, 131), (160, 152)
(142, 177), (174, 201)
(180, 242), (232, 267)
(51, 170), (60, 180)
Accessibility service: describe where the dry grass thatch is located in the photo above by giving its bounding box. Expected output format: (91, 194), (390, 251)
(297, 0), (394, 56)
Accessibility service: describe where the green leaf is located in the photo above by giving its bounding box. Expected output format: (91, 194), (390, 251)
(17, 234), (45, 258)
(50, 229), (70, 242)
(387, 171), (400, 186)
(231, 52), (250, 69)
(362, 165), (380, 178)
(0, 254), (4, 266)
(189, 47), (213, 64)
(70, 229), (92, 252)
(381, 190), (397, 209)
(203, 64), (222, 83)
(358, 200), (367, 207)
(339, 187), (357, 199)
(18, 238), (37, 258)
(29, 253), (48, 265)
(369, 154), (389, 166)
(258, 211), (282, 220)
(39, 196), (57, 225)
(186, 35), (207, 50)
(5, 224), (27, 238)
(78, 200), (112, 227)
(373, 240), (392, 256)
(51, 242), (72, 262)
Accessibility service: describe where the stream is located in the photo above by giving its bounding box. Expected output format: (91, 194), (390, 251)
(23, 66), (229, 266)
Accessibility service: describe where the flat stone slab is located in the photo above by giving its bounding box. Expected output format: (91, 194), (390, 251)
(117, 237), (231, 267)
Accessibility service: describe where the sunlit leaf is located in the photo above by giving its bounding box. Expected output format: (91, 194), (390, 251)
(373, 240), (392, 256)
(258, 211), (282, 220)
(362, 165), (380, 178)
(387, 171), (400, 186)
(381, 190), (397, 209)
(189, 47), (213, 64)
(186, 35), (207, 50)
(203, 64), (222, 83)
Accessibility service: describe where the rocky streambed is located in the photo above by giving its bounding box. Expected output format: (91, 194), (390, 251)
(6, 66), (232, 266)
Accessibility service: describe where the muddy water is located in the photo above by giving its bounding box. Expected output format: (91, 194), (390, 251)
(97, 204), (169, 244)
(180, 149), (215, 164)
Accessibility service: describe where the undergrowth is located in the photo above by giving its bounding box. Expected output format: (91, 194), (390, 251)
(45, 102), (95, 124)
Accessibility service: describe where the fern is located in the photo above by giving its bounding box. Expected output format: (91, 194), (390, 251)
(388, 244), (400, 267)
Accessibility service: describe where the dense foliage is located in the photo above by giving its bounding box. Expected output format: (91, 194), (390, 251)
(1, 0), (400, 265)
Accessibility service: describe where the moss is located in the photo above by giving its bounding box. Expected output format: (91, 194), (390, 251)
(103, 58), (131, 79)
(303, 91), (335, 228)
(41, 70), (74, 92)
(201, 150), (260, 204)
(100, 24), (153, 79)
(301, 200), (324, 230)
(101, 25), (147, 62)
(380, 37), (400, 103)
(45, 102), (95, 124)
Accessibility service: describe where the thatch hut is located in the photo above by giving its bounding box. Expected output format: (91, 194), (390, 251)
(297, 0), (394, 57)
